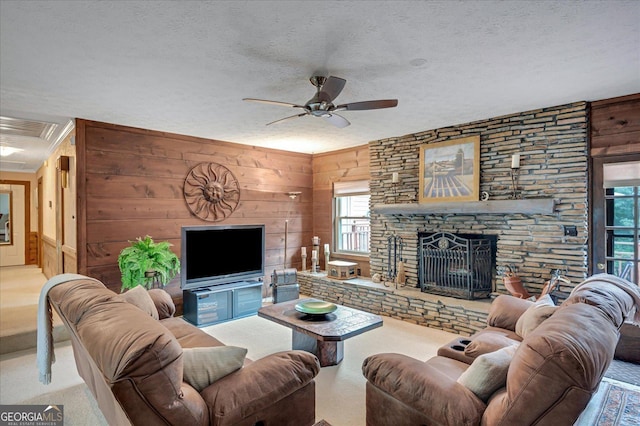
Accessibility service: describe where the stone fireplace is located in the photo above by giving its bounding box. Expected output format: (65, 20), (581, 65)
(368, 101), (589, 297)
(419, 232), (495, 300)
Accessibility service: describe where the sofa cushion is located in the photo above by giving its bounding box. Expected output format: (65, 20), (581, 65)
(148, 288), (176, 319)
(487, 295), (533, 331)
(117, 285), (159, 320)
(161, 317), (228, 347)
(464, 333), (520, 359)
(515, 294), (558, 338)
(182, 346), (248, 392)
(457, 344), (518, 401)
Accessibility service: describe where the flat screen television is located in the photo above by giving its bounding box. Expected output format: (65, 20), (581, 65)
(181, 224), (265, 291)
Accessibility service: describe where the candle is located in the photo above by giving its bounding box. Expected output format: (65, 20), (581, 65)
(311, 250), (318, 260)
(511, 154), (520, 169)
(324, 243), (329, 252)
(392, 172), (399, 183)
(301, 247), (306, 256)
(312, 236), (319, 245)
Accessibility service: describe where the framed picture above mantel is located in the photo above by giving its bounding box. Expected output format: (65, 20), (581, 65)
(419, 135), (480, 203)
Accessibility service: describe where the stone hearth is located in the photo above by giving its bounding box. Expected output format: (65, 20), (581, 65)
(298, 271), (491, 336)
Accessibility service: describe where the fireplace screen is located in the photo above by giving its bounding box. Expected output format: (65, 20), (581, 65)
(419, 232), (492, 299)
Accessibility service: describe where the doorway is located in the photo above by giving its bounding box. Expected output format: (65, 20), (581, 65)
(0, 181), (29, 266)
(592, 155), (640, 284)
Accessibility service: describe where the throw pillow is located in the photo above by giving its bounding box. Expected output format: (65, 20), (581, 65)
(515, 294), (558, 338)
(464, 333), (520, 359)
(148, 289), (176, 319)
(182, 346), (247, 392)
(457, 344), (518, 401)
(117, 285), (159, 320)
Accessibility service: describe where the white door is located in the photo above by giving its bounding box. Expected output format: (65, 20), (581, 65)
(0, 184), (25, 266)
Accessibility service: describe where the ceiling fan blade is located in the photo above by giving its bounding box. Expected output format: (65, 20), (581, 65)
(318, 76), (346, 103)
(266, 113), (308, 126)
(336, 99), (398, 111)
(323, 113), (350, 128)
(243, 98), (306, 109)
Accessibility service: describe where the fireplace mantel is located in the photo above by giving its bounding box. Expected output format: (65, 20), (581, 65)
(372, 198), (556, 215)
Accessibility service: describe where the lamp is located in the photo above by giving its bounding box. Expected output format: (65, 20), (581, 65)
(510, 154), (520, 199)
(284, 192), (301, 268)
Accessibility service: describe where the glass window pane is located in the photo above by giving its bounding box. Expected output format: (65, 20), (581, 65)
(607, 197), (634, 227)
(612, 233), (635, 260)
(612, 260), (636, 282)
(613, 186), (634, 196)
(335, 193), (370, 254)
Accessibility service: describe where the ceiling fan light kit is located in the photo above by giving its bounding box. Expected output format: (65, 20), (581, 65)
(243, 75), (398, 128)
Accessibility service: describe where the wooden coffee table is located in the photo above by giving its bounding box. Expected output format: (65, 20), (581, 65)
(258, 298), (383, 366)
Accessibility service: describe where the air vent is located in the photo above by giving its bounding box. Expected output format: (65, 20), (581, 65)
(0, 116), (57, 139)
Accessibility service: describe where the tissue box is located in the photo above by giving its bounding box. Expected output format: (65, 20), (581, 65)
(327, 261), (358, 280)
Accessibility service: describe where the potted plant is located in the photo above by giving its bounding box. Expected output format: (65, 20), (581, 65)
(117, 235), (180, 291)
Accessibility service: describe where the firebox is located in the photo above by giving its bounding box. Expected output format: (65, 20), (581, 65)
(419, 232), (493, 300)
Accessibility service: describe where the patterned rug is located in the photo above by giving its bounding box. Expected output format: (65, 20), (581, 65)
(575, 377), (640, 425)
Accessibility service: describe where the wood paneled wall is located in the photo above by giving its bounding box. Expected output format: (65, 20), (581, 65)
(591, 93), (640, 156)
(76, 120), (313, 300)
(42, 235), (57, 279)
(312, 145), (371, 277)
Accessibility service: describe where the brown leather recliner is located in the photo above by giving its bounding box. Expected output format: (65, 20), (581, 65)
(362, 274), (640, 426)
(48, 278), (320, 426)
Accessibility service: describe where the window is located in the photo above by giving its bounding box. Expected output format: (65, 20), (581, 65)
(603, 161), (640, 284)
(593, 158), (640, 285)
(333, 181), (370, 255)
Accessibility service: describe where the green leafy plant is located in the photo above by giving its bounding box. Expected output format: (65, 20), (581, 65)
(117, 235), (180, 291)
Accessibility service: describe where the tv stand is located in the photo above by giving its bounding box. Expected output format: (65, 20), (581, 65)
(183, 280), (263, 326)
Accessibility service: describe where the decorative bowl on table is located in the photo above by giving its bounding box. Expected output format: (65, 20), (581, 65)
(295, 301), (337, 315)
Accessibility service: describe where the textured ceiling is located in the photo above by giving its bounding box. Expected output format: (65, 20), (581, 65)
(1, 1), (639, 172)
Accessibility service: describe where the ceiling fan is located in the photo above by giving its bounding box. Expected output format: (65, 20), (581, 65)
(243, 75), (398, 128)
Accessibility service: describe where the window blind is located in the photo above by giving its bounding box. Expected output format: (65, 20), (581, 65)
(603, 161), (640, 188)
(333, 180), (369, 196)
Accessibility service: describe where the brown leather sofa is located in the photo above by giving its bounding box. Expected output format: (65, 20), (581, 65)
(362, 275), (640, 426)
(48, 278), (320, 426)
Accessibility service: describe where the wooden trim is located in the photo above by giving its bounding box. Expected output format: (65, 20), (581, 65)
(590, 144), (640, 157)
(77, 118), (311, 159)
(61, 244), (77, 256)
(372, 199), (556, 215)
(591, 93), (640, 108)
(37, 177), (44, 268)
(42, 234), (56, 246)
(0, 179), (31, 264)
(312, 144), (369, 158)
(590, 153), (640, 276)
(76, 119), (87, 275)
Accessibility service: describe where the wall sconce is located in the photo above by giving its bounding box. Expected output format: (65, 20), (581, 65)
(57, 155), (70, 189)
(510, 154), (520, 199)
(391, 172), (400, 203)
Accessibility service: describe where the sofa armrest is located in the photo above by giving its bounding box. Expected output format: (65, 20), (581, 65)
(486, 295), (533, 331)
(148, 289), (176, 319)
(362, 353), (485, 425)
(200, 350), (320, 424)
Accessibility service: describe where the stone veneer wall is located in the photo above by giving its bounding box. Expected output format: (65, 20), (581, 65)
(298, 273), (490, 335)
(369, 101), (589, 295)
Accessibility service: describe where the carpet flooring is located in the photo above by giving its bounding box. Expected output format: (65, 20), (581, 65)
(1, 266), (638, 424)
(2, 313), (639, 425)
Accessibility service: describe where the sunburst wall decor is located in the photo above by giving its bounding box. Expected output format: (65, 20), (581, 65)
(184, 162), (240, 222)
